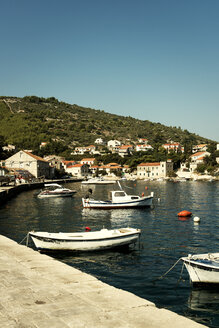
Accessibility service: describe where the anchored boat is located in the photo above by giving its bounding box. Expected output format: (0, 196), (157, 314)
(29, 227), (141, 252)
(82, 177), (116, 185)
(181, 253), (219, 286)
(82, 182), (153, 209)
(37, 183), (76, 198)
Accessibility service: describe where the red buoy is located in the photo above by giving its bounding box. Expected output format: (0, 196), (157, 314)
(177, 210), (192, 217)
(85, 227), (91, 232)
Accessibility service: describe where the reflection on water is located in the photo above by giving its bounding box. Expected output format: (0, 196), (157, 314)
(0, 180), (219, 327)
(188, 288), (219, 314)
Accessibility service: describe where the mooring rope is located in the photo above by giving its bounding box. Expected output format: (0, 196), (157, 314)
(19, 233), (29, 247)
(157, 258), (182, 280)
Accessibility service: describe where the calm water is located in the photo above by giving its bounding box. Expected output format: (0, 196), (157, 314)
(0, 180), (219, 327)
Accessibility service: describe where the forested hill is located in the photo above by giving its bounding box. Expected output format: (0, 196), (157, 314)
(0, 96), (211, 154)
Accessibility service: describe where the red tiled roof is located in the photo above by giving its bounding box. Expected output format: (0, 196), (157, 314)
(24, 151), (48, 162)
(62, 160), (74, 164)
(138, 162), (160, 167)
(68, 164), (83, 168)
(190, 151), (206, 157)
(119, 145), (132, 149)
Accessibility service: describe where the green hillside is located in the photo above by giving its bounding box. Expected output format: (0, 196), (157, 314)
(0, 95), (211, 154)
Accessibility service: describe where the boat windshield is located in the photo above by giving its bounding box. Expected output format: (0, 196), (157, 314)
(114, 191), (126, 197)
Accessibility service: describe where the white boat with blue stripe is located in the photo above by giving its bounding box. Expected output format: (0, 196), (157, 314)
(82, 182), (154, 209)
(181, 253), (219, 286)
(29, 227), (141, 252)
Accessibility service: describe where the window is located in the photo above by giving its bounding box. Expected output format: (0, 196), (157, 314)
(114, 192), (126, 197)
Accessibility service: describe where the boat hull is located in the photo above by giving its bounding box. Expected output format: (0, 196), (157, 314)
(38, 192), (75, 198)
(82, 180), (116, 185)
(182, 253), (219, 286)
(29, 228), (141, 252)
(82, 196), (153, 209)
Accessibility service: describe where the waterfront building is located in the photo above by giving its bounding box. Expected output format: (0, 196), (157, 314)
(189, 151), (211, 172)
(5, 150), (52, 178)
(65, 163), (89, 177)
(137, 161), (173, 179)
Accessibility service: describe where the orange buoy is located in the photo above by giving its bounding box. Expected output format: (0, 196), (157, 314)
(177, 210), (192, 217)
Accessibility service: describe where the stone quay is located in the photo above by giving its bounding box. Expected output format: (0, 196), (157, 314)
(0, 234), (206, 328)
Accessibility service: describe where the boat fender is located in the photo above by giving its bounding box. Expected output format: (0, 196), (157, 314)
(142, 192), (144, 197)
(177, 210), (192, 217)
(145, 186), (148, 190)
(193, 216), (200, 223)
(85, 227), (91, 232)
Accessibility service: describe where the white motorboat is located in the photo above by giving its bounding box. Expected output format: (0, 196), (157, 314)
(29, 227), (141, 252)
(82, 183), (154, 209)
(37, 183), (76, 198)
(82, 177), (116, 185)
(181, 253), (219, 286)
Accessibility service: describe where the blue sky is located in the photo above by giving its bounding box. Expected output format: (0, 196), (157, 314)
(1, 0), (219, 141)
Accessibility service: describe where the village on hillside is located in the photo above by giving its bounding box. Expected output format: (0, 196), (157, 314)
(0, 138), (219, 185)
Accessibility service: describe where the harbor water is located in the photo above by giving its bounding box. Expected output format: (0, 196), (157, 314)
(0, 180), (219, 327)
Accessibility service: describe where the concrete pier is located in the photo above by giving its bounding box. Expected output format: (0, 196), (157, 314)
(0, 235), (206, 328)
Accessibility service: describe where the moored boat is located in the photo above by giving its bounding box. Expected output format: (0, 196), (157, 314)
(82, 182), (153, 209)
(37, 183), (76, 198)
(29, 227), (141, 252)
(82, 177), (116, 185)
(181, 253), (219, 286)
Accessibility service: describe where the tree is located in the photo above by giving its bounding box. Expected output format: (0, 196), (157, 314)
(195, 164), (206, 174)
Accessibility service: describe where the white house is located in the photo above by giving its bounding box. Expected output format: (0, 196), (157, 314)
(190, 151), (210, 163)
(162, 143), (182, 153)
(107, 140), (121, 148)
(192, 144), (208, 153)
(137, 161), (173, 179)
(62, 160), (76, 171)
(102, 163), (122, 175)
(73, 145), (96, 155)
(65, 163), (89, 177)
(138, 138), (148, 144)
(95, 138), (105, 145)
(2, 144), (16, 152)
(136, 144), (153, 152)
(40, 142), (47, 149)
(118, 145), (133, 157)
(189, 151), (210, 172)
(80, 158), (96, 166)
(5, 150), (52, 178)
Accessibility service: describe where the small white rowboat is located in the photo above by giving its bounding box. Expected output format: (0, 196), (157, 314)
(181, 253), (219, 286)
(29, 227), (141, 252)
